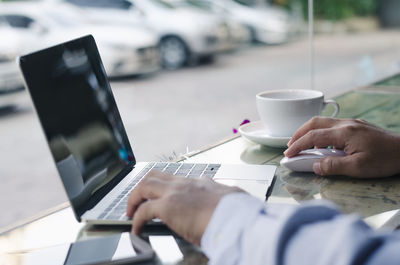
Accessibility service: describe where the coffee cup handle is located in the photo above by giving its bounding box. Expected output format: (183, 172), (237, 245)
(323, 99), (340, 117)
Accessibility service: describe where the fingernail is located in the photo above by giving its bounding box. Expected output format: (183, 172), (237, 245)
(313, 162), (322, 175)
(283, 149), (288, 156)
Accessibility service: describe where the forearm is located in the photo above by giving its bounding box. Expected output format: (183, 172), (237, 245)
(201, 193), (400, 265)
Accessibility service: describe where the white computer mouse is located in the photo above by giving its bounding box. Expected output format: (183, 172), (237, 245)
(280, 148), (346, 172)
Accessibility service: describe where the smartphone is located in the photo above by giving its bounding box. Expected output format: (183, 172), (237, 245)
(3, 233), (154, 265)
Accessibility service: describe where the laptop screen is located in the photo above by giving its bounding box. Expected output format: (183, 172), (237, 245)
(19, 35), (136, 218)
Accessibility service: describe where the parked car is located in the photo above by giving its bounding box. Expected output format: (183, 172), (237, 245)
(65, 0), (232, 69)
(0, 24), (25, 108)
(0, 1), (160, 77)
(165, 0), (252, 47)
(186, 0), (292, 44)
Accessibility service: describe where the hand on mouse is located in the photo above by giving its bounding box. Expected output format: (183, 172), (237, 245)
(284, 117), (400, 178)
(126, 170), (244, 245)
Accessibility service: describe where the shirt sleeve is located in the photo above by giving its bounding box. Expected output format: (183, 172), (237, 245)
(201, 193), (400, 265)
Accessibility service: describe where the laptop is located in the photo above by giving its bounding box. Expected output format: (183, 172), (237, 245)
(18, 35), (276, 225)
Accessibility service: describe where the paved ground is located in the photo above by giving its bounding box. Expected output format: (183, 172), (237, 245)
(1, 30), (400, 229)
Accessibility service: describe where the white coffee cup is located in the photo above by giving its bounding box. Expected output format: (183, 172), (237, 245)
(256, 89), (339, 137)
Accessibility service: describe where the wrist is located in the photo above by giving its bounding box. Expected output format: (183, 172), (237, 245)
(392, 134), (400, 174)
(201, 193), (263, 250)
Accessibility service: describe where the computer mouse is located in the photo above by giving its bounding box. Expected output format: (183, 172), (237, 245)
(280, 148), (346, 172)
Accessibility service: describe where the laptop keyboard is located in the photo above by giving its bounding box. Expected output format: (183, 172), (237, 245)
(99, 162), (221, 220)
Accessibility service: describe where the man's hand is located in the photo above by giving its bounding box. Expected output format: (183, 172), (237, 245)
(284, 117), (400, 178)
(126, 170), (243, 245)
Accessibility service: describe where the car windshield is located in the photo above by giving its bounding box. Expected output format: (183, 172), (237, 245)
(164, 1), (190, 8)
(233, 0), (252, 7)
(44, 11), (83, 28)
(186, 0), (211, 10)
(0, 16), (7, 27)
(149, 0), (176, 9)
(66, 0), (133, 10)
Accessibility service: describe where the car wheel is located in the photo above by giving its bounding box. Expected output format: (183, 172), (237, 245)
(160, 37), (188, 69)
(247, 26), (258, 43)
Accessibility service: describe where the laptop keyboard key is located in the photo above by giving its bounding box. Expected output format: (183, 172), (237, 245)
(179, 163), (194, 170)
(153, 162), (168, 170)
(119, 215), (129, 221)
(193, 164), (207, 171)
(175, 169), (191, 176)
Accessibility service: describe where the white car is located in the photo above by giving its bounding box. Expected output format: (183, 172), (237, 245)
(166, 0), (252, 47)
(186, 0), (292, 44)
(65, 0), (232, 69)
(0, 24), (25, 108)
(0, 1), (160, 77)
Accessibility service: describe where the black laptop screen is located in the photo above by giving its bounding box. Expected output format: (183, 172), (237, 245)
(19, 35), (136, 218)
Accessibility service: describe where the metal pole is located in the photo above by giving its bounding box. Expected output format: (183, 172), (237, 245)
(308, 0), (314, 90)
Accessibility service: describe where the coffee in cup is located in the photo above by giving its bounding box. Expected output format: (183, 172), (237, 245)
(256, 89), (339, 137)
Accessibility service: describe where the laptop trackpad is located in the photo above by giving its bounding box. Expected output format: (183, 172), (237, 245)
(215, 179), (271, 201)
(214, 164), (276, 181)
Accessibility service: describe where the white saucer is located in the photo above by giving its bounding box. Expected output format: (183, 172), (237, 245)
(238, 121), (291, 148)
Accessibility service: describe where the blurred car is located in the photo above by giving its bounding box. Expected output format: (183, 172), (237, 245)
(0, 1), (160, 77)
(186, 0), (292, 44)
(65, 0), (232, 69)
(166, 0), (252, 47)
(0, 24), (25, 108)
